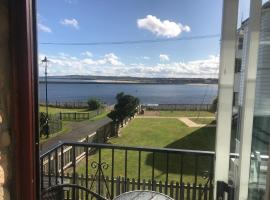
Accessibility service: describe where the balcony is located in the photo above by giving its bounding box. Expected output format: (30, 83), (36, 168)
(40, 142), (215, 200)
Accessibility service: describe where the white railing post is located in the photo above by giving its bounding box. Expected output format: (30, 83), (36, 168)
(214, 0), (239, 197)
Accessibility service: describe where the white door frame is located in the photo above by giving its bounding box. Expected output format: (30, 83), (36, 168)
(214, 0), (239, 197)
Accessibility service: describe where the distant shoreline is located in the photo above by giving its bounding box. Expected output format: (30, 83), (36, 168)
(39, 80), (217, 85)
(39, 75), (218, 85)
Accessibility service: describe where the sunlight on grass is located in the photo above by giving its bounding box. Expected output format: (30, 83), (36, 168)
(73, 118), (216, 184)
(90, 111), (110, 122)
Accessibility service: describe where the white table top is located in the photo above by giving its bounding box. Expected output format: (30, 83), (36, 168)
(113, 190), (174, 200)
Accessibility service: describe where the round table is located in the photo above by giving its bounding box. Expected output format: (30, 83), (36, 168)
(113, 190), (174, 200)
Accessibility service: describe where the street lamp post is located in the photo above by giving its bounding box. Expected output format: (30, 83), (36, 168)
(42, 56), (49, 117)
(42, 56), (50, 138)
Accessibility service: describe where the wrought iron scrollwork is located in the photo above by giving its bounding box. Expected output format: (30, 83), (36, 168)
(91, 161), (109, 170)
(89, 161), (111, 199)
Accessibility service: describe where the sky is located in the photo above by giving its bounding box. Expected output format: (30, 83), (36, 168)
(37, 0), (252, 78)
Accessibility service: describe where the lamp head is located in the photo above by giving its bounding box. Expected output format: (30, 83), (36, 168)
(42, 56), (48, 63)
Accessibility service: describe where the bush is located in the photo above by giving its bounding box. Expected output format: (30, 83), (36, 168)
(87, 98), (102, 110)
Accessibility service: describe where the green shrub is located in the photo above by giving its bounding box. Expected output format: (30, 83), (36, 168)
(87, 98), (102, 110)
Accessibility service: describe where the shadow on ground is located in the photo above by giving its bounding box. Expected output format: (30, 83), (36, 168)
(145, 127), (216, 177)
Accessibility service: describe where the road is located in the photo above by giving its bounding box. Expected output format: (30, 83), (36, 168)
(40, 117), (112, 154)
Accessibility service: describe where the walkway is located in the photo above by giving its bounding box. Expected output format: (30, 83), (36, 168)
(40, 117), (112, 154)
(135, 115), (216, 128)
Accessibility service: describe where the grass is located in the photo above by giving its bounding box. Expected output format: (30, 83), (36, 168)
(159, 110), (214, 117)
(73, 118), (216, 184)
(89, 110), (110, 122)
(39, 105), (87, 114)
(190, 118), (216, 125)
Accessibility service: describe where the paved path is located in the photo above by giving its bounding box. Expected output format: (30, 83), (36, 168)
(135, 115), (216, 128)
(136, 116), (215, 119)
(40, 117), (112, 154)
(178, 117), (216, 128)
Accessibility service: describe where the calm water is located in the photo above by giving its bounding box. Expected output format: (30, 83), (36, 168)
(39, 83), (218, 105)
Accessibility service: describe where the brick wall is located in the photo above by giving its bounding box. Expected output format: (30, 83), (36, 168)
(0, 0), (12, 199)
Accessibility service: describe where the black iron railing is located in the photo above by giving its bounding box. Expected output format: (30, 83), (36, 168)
(40, 142), (215, 199)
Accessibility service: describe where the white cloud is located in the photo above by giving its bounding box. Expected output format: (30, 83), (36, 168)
(38, 53), (219, 78)
(82, 51), (93, 57)
(159, 54), (170, 62)
(142, 56), (150, 60)
(137, 15), (190, 38)
(60, 18), (79, 29)
(103, 53), (124, 66)
(38, 23), (52, 33)
(37, 13), (52, 33)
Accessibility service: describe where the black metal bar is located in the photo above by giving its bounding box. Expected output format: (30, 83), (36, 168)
(194, 155), (198, 185)
(216, 181), (235, 200)
(55, 149), (58, 185)
(216, 181), (226, 200)
(41, 157), (44, 190)
(180, 154), (184, 184)
(165, 152), (169, 195)
(40, 141), (216, 198)
(138, 151), (141, 190)
(72, 146), (76, 200)
(85, 147), (89, 188)
(85, 146), (89, 200)
(124, 149), (128, 192)
(98, 148), (101, 195)
(61, 145), (64, 184)
(41, 142), (215, 158)
(152, 152), (155, 190)
(48, 153), (51, 187)
(72, 146), (76, 184)
(111, 149), (115, 198)
(210, 155), (214, 185)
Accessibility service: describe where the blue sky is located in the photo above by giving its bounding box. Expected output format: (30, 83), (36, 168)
(37, 0), (249, 78)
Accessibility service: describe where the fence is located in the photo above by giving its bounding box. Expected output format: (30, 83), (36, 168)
(40, 142), (215, 200)
(60, 109), (105, 121)
(41, 124), (117, 174)
(142, 104), (213, 111)
(42, 173), (213, 200)
(48, 116), (62, 135)
(40, 113), (62, 137)
(40, 101), (89, 109)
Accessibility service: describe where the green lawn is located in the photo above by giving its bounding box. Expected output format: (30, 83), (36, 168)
(73, 118), (216, 184)
(39, 105), (87, 114)
(159, 111), (214, 117)
(89, 110), (110, 122)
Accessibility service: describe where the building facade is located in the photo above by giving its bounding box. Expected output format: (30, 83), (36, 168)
(228, 1), (270, 199)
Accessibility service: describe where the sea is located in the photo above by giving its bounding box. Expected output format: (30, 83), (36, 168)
(39, 82), (218, 105)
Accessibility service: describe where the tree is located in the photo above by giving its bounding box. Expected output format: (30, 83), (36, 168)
(87, 98), (102, 110)
(210, 97), (218, 112)
(108, 92), (140, 126)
